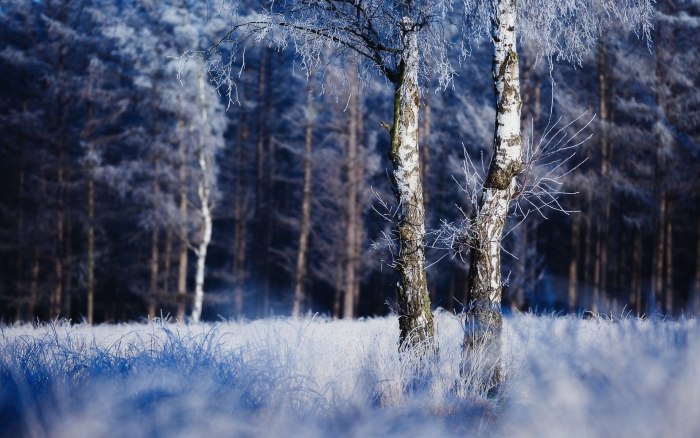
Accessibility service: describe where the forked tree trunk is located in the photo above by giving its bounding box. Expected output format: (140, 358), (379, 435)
(292, 91), (314, 318)
(191, 74), (214, 324)
(389, 19), (434, 352)
(463, 0), (522, 387)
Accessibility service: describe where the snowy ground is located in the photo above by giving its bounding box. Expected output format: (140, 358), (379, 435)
(1, 310), (698, 438)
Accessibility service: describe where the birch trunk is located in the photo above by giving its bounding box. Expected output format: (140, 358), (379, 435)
(420, 98), (431, 209)
(191, 74), (214, 324)
(292, 92), (314, 318)
(389, 19), (434, 351)
(463, 0), (522, 387)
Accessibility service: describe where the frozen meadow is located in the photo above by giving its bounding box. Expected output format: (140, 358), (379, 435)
(1, 311), (699, 438)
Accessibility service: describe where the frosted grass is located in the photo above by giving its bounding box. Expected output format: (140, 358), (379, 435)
(1, 311), (698, 437)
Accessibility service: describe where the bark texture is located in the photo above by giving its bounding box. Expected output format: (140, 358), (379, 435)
(389, 18), (434, 352)
(463, 0), (522, 388)
(191, 73), (214, 323)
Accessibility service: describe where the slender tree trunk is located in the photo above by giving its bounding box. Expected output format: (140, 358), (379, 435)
(583, 190), (593, 309)
(353, 85), (365, 315)
(233, 116), (249, 316)
(593, 38), (611, 314)
(148, 160), (160, 320)
(63, 216), (73, 318)
(15, 163), (26, 322)
(28, 245), (40, 320)
(51, 150), (65, 319)
(693, 218), (700, 312)
(651, 5), (668, 314)
(568, 210), (581, 313)
(343, 82), (360, 319)
(262, 135), (276, 316)
(664, 207), (673, 315)
(292, 92), (314, 318)
(463, 0), (522, 387)
(631, 226), (643, 315)
(163, 226), (173, 297)
(256, 50), (274, 316)
(85, 142), (95, 324)
(333, 263), (344, 319)
(388, 20), (434, 352)
(191, 74), (214, 323)
(176, 119), (189, 322)
(617, 225), (627, 309)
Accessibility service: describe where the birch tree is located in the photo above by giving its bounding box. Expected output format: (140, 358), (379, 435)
(205, 0), (471, 350)
(461, 0), (654, 387)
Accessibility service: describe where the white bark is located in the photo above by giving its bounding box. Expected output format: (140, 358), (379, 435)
(191, 74), (214, 324)
(463, 0), (522, 388)
(390, 18), (435, 352)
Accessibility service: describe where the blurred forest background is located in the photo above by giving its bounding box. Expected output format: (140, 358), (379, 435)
(0, 0), (699, 323)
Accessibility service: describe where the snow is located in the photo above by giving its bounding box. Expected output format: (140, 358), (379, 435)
(1, 311), (699, 437)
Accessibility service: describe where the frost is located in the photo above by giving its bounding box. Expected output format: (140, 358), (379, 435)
(1, 312), (699, 437)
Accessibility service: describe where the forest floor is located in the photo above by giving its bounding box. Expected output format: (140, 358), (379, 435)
(1, 310), (698, 437)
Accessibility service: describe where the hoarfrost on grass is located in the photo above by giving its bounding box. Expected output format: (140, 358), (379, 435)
(1, 311), (699, 437)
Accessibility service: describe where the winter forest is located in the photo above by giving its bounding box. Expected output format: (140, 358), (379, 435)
(1, 0), (698, 324)
(2, 0), (700, 436)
